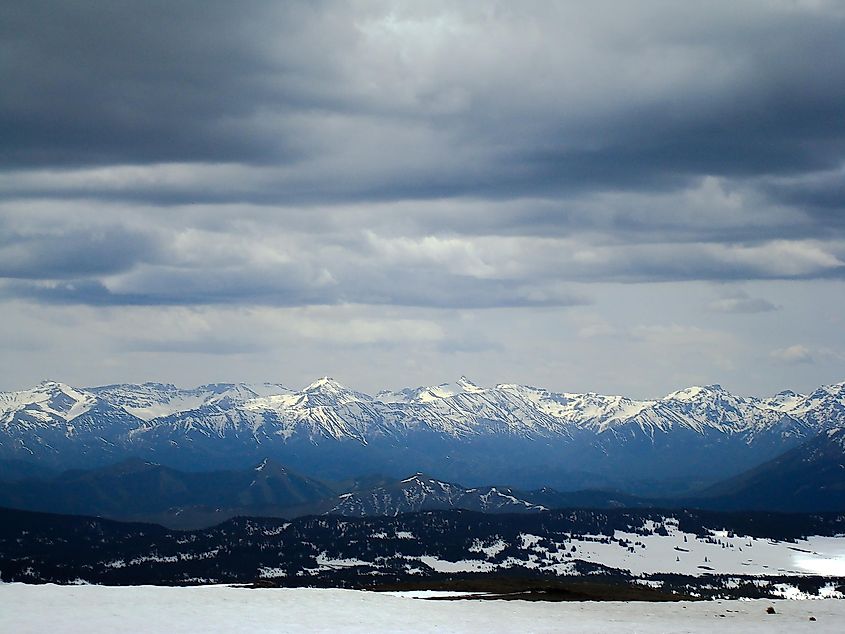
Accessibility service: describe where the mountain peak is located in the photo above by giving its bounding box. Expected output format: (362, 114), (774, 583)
(298, 377), (374, 406)
(663, 384), (726, 401)
(456, 376), (483, 392)
(304, 377), (346, 392)
(36, 379), (73, 392)
(400, 472), (441, 484)
(823, 381), (845, 394)
(2, 381), (101, 421)
(139, 382), (179, 390)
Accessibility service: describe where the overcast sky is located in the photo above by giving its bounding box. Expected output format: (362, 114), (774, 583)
(1, 0), (844, 397)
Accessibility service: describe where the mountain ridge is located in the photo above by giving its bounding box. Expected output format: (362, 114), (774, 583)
(1, 377), (843, 493)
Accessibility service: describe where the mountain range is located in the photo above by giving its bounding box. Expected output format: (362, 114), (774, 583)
(1, 377), (843, 494)
(1, 425), (843, 527)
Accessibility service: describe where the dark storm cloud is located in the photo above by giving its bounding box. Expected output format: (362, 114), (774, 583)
(0, 0), (340, 166)
(1, 1), (844, 199)
(0, 269), (588, 310)
(1, 279), (135, 305)
(763, 169), (845, 226)
(0, 219), (159, 279)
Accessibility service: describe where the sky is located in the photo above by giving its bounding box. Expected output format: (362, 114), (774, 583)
(1, 0), (844, 398)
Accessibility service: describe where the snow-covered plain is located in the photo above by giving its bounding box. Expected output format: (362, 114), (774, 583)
(521, 522), (845, 577)
(333, 522), (845, 580)
(1, 584), (843, 633)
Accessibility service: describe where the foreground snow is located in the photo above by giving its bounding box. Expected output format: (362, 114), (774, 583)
(1, 584), (843, 633)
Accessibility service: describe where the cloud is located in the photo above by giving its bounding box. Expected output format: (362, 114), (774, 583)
(629, 324), (729, 347)
(115, 307), (446, 354)
(1, 1), (844, 203)
(1, 2), (845, 395)
(577, 322), (622, 339)
(288, 315), (445, 346)
(707, 291), (779, 314)
(771, 344), (815, 364)
(2, 3), (845, 307)
(0, 224), (160, 280)
(1, 201), (843, 311)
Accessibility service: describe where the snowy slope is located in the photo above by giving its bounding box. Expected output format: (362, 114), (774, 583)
(0, 381), (98, 426)
(88, 382), (290, 421)
(776, 382), (845, 428)
(242, 378), (401, 442)
(0, 381), (141, 462)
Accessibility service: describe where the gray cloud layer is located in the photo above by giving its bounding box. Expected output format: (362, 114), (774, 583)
(4, 2), (845, 193)
(1, 1), (844, 393)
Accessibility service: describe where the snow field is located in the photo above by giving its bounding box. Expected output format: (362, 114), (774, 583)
(543, 523), (845, 577)
(1, 584), (843, 633)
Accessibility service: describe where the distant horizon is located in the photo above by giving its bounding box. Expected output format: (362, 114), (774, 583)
(2, 2), (844, 404)
(6, 373), (844, 402)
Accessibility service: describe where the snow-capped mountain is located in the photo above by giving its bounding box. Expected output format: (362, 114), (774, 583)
(0, 381), (142, 463)
(500, 382), (806, 436)
(774, 382), (845, 429)
(87, 382), (290, 421)
(376, 376), (486, 403)
(242, 377), (398, 442)
(1, 380), (98, 426)
(1, 377), (843, 493)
